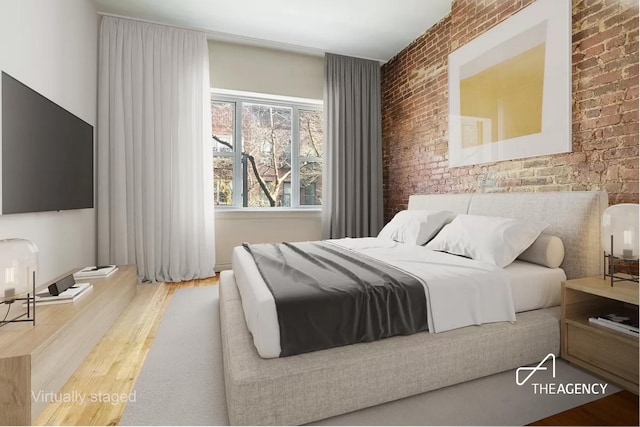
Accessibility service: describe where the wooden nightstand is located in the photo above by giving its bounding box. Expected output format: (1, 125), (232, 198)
(561, 276), (639, 394)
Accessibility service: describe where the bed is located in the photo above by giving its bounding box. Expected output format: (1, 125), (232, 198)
(219, 191), (607, 425)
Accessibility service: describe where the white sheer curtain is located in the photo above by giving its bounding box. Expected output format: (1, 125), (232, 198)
(97, 16), (215, 282)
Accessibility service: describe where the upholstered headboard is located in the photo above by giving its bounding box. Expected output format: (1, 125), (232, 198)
(408, 191), (608, 279)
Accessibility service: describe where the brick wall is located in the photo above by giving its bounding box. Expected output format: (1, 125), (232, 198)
(381, 0), (639, 221)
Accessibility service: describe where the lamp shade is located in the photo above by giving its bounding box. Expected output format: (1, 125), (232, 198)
(601, 204), (639, 259)
(0, 238), (38, 301)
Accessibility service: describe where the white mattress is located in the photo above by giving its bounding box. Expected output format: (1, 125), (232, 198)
(232, 239), (564, 359)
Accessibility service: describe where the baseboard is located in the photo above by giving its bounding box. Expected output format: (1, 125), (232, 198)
(215, 263), (231, 272)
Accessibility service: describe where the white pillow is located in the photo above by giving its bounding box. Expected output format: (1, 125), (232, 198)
(425, 214), (549, 268)
(517, 234), (565, 268)
(378, 210), (455, 245)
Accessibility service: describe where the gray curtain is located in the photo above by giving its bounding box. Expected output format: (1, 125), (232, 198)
(322, 53), (383, 239)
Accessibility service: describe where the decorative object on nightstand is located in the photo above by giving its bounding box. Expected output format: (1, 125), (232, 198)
(602, 203), (639, 286)
(0, 238), (38, 326)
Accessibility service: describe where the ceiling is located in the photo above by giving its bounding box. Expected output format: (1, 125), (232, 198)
(95, 0), (452, 62)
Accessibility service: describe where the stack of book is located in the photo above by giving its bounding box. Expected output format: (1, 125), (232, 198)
(588, 313), (639, 337)
(27, 282), (93, 306)
(73, 265), (118, 279)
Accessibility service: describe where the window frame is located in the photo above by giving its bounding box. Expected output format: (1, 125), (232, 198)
(211, 90), (323, 209)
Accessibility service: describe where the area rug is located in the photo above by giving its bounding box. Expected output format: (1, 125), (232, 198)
(120, 286), (620, 426)
(119, 286), (228, 426)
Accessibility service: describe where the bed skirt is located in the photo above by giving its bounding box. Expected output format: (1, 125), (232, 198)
(219, 270), (560, 426)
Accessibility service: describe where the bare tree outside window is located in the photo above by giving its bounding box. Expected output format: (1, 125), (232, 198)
(242, 103), (292, 207)
(211, 95), (323, 208)
(299, 110), (323, 206)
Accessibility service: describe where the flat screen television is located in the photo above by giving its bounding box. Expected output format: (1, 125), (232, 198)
(1, 72), (93, 214)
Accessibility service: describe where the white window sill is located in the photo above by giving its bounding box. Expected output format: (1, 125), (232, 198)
(215, 208), (321, 220)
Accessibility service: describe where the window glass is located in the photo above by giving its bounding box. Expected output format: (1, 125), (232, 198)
(211, 101), (234, 152)
(213, 157), (233, 206)
(299, 110), (323, 206)
(242, 104), (292, 207)
(212, 100), (235, 206)
(211, 94), (322, 208)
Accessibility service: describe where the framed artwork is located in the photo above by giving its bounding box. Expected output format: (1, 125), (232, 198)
(448, 0), (571, 167)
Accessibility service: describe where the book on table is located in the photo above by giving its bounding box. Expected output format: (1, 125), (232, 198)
(588, 312), (639, 337)
(73, 265), (118, 279)
(25, 282), (93, 306)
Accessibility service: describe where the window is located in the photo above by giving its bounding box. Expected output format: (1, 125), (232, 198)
(211, 92), (323, 208)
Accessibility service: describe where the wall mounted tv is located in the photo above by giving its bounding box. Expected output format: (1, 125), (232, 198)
(1, 72), (93, 214)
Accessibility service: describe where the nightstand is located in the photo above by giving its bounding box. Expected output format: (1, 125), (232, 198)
(561, 276), (639, 394)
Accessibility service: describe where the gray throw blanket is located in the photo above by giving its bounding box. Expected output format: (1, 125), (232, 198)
(243, 241), (428, 356)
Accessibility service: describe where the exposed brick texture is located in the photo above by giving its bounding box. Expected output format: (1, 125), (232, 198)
(381, 0), (639, 221)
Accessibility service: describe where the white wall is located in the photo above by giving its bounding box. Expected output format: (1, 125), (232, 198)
(209, 40), (324, 100)
(0, 0), (97, 285)
(209, 41), (325, 271)
(215, 210), (321, 271)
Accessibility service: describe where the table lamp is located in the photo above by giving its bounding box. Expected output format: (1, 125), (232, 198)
(601, 203), (639, 286)
(0, 238), (38, 325)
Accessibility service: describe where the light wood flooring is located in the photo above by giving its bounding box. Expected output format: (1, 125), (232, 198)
(35, 274), (638, 426)
(35, 276), (218, 426)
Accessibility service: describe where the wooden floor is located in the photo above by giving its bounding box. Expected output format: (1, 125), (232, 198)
(35, 274), (639, 426)
(529, 390), (639, 426)
(35, 276), (218, 426)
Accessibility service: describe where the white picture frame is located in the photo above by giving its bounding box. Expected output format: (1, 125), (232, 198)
(448, 0), (571, 168)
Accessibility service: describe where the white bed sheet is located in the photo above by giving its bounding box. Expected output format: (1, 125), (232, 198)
(505, 260), (565, 313)
(335, 238), (515, 333)
(233, 238), (554, 359)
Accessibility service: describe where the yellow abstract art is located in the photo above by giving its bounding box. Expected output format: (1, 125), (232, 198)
(447, 0), (571, 167)
(460, 43), (545, 148)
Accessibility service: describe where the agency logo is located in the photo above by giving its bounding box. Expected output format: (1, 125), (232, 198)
(516, 353), (556, 386)
(516, 353), (609, 395)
